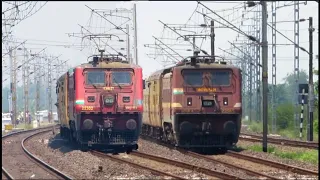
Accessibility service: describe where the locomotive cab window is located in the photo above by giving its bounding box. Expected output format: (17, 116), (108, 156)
(210, 71), (231, 86)
(182, 71), (203, 86)
(86, 71), (106, 85)
(111, 71), (132, 86)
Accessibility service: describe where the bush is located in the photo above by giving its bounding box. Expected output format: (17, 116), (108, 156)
(275, 103), (295, 130)
(314, 119), (318, 134)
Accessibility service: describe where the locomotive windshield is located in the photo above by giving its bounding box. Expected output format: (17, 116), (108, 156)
(111, 71), (132, 86)
(86, 71), (106, 85)
(183, 71), (203, 86)
(182, 70), (231, 86)
(211, 71), (231, 86)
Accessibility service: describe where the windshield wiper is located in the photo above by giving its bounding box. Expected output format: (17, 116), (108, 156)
(112, 77), (122, 89)
(183, 76), (197, 91)
(87, 78), (98, 89)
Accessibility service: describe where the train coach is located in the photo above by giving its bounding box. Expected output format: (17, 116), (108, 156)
(142, 53), (242, 150)
(55, 55), (143, 152)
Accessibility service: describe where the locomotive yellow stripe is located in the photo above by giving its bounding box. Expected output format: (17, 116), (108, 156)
(162, 102), (182, 108)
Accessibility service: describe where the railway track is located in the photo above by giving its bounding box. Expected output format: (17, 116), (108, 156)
(91, 150), (186, 179)
(240, 133), (319, 149)
(91, 150), (244, 180)
(226, 150), (318, 176)
(140, 135), (318, 179)
(2, 125), (72, 180)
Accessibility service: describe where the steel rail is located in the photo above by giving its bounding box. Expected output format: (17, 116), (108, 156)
(226, 151), (318, 176)
(91, 150), (186, 180)
(21, 129), (73, 180)
(240, 133), (318, 149)
(2, 125), (72, 180)
(130, 151), (245, 180)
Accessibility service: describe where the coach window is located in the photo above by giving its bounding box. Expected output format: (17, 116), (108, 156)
(86, 71), (106, 85)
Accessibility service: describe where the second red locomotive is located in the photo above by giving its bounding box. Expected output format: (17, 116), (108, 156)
(142, 54), (242, 150)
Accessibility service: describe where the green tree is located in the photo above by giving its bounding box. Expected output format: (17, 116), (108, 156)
(283, 69), (308, 93)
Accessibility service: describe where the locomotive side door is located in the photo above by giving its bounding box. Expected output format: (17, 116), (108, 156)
(68, 73), (74, 121)
(161, 72), (172, 123)
(147, 80), (152, 123)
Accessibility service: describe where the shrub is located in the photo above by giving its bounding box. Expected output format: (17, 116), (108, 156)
(314, 119), (318, 134)
(275, 103), (295, 130)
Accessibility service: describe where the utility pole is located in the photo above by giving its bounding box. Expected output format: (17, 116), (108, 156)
(261, 1), (268, 152)
(271, 1), (277, 134)
(133, 3), (138, 65)
(23, 49), (27, 125)
(26, 53), (30, 124)
(126, 24), (131, 64)
(12, 49), (18, 128)
(210, 20), (215, 61)
(47, 56), (52, 123)
(9, 47), (13, 126)
(33, 54), (40, 127)
(192, 37), (196, 53)
(293, 2), (300, 130)
(307, 17), (314, 141)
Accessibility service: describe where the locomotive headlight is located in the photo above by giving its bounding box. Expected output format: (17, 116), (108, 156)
(83, 119), (93, 129)
(104, 96), (114, 106)
(187, 97), (192, 106)
(223, 97), (228, 106)
(126, 119), (137, 130)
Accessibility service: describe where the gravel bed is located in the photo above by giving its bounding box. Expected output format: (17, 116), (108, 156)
(24, 131), (166, 179)
(236, 140), (319, 172)
(138, 138), (267, 180)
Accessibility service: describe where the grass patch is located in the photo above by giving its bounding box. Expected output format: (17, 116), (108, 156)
(244, 120), (319, 141)
(242, 144), (319, 165)
(245, 121), (263, 133)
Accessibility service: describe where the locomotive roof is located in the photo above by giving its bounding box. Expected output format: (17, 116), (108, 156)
(77, 61), (141, 69)
(146, 62), (239, 81)
(56, 60), (141, 84)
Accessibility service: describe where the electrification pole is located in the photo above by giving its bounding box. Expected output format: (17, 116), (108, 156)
(48, 57), (52, 123)
(211, 20), (215, 60)
(133, 3), (138, 65)
(26, 53), (30, 124)
(126, 24), (131, 64)
(12, 49), (17, 127)
(23, 49), (27, 124)
(307, 17), (314, 141)
(261, 1), (268, 152)
(9, 47), (13, 126)
(33, 55), (40, 127)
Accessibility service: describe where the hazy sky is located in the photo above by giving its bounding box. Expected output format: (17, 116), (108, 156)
(2, 1), (319, 87)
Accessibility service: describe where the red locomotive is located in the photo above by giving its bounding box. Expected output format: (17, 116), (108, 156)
(56, 55), (143, 152)
(142, 54), (242, 150)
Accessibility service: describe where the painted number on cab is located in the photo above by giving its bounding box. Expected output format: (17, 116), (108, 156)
(82, 106), (94, 111)
(196, 87), (217, 93)
(103, 87), (114, 91)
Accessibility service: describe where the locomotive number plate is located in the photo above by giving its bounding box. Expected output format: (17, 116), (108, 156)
(103, 87), (114, 91)
(196, 87), (217, 92)
(202, 100), (214, 107)
(82, 106), (94, 111)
